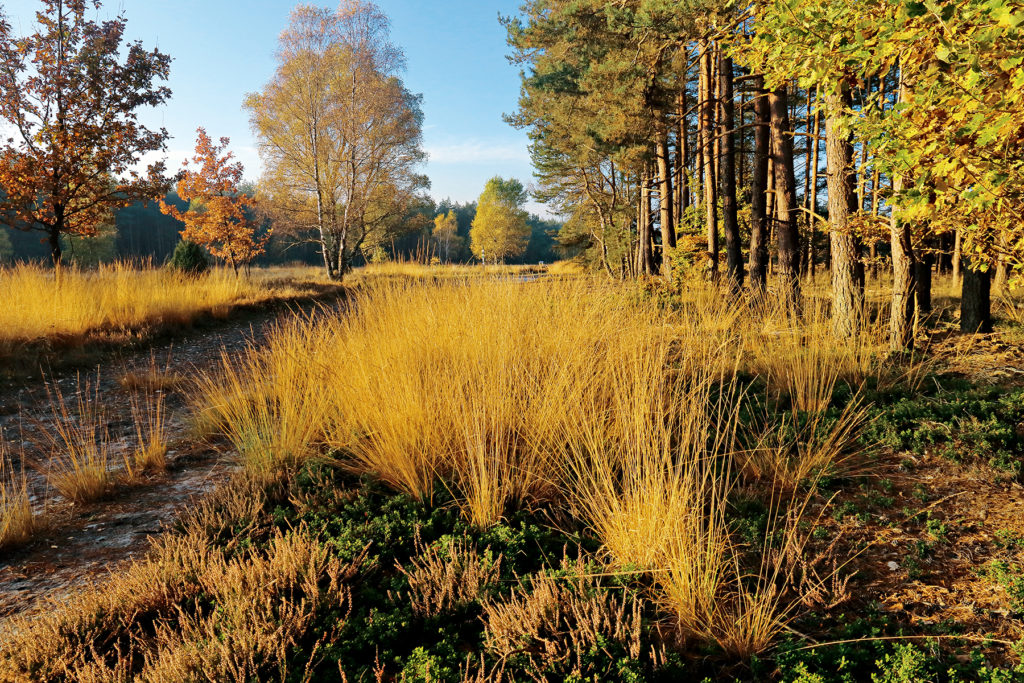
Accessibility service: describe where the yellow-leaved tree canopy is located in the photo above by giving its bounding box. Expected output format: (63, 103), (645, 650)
(244, 1), (427, 281)
(432, 210), (461, 262)
(469, 177), (530, 265)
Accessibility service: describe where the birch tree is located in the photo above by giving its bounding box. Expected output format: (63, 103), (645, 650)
(245, 2), (426, 280)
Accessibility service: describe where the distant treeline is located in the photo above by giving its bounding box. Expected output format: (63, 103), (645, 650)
(0, 194), (563, 267)
(390, 198), (564, 266)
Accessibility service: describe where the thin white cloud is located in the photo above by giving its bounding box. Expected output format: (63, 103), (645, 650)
(426, 140), (529, 165)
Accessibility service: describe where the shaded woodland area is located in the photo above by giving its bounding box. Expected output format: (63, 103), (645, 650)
(506, 0), (1024, 346)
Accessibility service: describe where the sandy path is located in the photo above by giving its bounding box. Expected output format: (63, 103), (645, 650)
(0, 294), (345, 619)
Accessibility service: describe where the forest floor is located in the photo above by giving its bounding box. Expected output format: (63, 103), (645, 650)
(0, 286), (348, 618)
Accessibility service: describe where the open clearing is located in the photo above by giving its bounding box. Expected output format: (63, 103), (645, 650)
(2, 269), (1023, 681)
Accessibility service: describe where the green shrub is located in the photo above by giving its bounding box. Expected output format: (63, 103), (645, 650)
(168, 239), (209, 275)
(863, 380), (1024, 477)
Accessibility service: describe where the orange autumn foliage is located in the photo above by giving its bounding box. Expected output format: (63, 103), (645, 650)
(0, 0), (172, 266)
(161, 128), (269, 273)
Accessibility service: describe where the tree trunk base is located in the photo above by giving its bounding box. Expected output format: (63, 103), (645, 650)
(961, 266), (992, 333)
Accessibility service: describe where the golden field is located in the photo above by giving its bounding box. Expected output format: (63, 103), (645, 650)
(3, 272), (1024, 680)
(0, 262), (335, 357)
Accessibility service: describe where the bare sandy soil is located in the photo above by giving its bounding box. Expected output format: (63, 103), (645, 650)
(0, 294), (346, 619)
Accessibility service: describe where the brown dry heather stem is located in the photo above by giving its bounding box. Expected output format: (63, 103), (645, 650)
(0, 523), (359, 681)
(398, 534), (503, 617)
(483, 557), (644, 671)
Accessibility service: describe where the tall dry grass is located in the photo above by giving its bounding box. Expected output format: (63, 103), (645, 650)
(38, 369), (173, 506)
(41, 375), (118, 503)
(351, 260), (546, 281)
(198, 279), (686, 522)
(126, 383), (170, 478)
(191, 276), (876, 657)
(0, 262), (328, 355)
(0, 445), (36, 550)
(745, 297), (886, 411)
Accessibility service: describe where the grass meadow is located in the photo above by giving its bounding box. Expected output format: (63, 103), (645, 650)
(1, 268), (1023, 680)
(0, 262), (336, 364)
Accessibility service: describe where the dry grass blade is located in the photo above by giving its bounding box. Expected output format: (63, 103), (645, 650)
(737, 399), (869, 490)
(119, 367), (186, 393)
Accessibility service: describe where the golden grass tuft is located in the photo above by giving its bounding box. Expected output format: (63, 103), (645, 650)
(737, 400), (868, 490)
(118, 367), (185, 393)
(185, 276), (877, 658)
(350, 260), (546, 281)
(193, 329), (332, 480)
(41, 375), (117, 503)
(0, 445), (36, 550)
(746, 297), (883, 412)
(126, 382), (170, 478)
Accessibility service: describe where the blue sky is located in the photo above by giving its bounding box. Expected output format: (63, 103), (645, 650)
(0, 0), (539, 211)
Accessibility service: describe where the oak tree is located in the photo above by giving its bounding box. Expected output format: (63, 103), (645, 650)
(160, 128), (267, 274)
(0, 0), (171, 266)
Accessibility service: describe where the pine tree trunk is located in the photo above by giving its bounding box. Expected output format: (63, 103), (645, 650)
(890, 220), (917, 351)
(952, 229), (962, 284)
(770, 86), (801, 307)
(802, 88), (813, 276)
(699, 39), (718, 279)
(656, 128), (675, 284)
(748, 76), (770, 297)
(719, 55), (742, 291)
(809, 104), (821, 277)
(889, 138), (916, 351)
(961, 263), (992, 333)
(676, 90), (690, 225)
(640, 174), (656, 276)
(826, 88), (862, 338)
(915, 256), (933, 313)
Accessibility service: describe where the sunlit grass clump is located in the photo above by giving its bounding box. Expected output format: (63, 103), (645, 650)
(0, 446), (36, 551)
